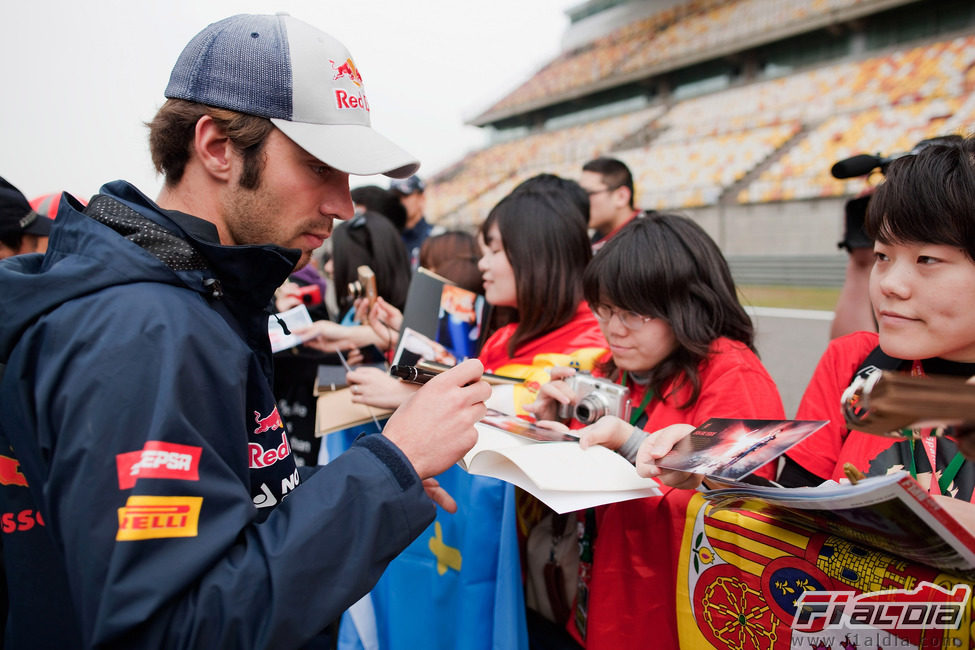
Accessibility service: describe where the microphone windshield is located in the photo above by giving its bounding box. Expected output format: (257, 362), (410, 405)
(831, 154), (885, 179)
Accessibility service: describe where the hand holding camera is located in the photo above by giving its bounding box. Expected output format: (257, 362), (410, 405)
(555, 373), (630, 425)
(347, 265), (377, 324)
(524, 367), (630, 425)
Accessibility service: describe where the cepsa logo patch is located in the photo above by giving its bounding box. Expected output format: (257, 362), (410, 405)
(116, 441), (201, 490)
(116, 495), (202, 541)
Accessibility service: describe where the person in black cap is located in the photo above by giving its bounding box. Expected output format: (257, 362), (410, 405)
(390, 174), (443, 268)
(0, 13), (489, 650)
(0, 176), (53, 260)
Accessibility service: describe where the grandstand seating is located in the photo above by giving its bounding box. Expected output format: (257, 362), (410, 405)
(625, 123), (800, 209)
(429, 28), (975, 225)
(478, 0), (871, 119)
(425, 106), (664, 222)
(740, 97), (966, 203)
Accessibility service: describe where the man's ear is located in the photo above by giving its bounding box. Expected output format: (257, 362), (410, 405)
(193, 115), (236, 183)
(613, 185), (632, 210)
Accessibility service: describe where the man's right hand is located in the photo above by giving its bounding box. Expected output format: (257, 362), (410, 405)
(382, 358), (490, 480)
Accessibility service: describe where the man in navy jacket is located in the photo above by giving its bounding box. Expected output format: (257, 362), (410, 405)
(0, 14), (489, 649)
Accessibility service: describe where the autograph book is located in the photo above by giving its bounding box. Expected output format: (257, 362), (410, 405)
(313, 362), (392, 436)
(460, 410), (661, 513)
(393, 267), (489, 367)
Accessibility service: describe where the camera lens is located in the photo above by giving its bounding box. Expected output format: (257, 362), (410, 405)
(573, 395), (606, 425)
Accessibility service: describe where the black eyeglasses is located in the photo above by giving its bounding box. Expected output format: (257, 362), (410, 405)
(585, 187), (618, 197)
(591, 304), (653, 330)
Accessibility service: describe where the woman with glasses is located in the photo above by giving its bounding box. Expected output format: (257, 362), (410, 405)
(527, 213), (784, 649)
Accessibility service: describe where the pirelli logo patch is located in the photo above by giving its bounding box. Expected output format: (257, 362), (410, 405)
(116, 496), (202, 541)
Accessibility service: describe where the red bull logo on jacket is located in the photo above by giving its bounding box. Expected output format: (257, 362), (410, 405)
(249, 431), (292, 469)
(253, 407), (284, 434)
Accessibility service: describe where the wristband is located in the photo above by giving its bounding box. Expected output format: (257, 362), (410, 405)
(617, 426), (649, 465)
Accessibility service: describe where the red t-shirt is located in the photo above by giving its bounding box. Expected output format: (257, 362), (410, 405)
(786, 331), (975, 499)
(577, 337), (785, 649)
(786, 331), (880, 480)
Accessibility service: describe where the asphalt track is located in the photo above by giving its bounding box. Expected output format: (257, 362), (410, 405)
(747, 306), (834, 417)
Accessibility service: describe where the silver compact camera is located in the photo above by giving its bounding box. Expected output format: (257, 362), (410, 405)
(556, 373), (631, 425)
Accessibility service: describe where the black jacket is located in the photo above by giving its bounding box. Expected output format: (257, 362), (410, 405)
(0, 181), (434, 648)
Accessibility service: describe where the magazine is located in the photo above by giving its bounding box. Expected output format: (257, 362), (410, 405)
(654, 417), (827, 480)
(703, 471), (975, 577)
(459, 410), (662, 513)
(393, 267), (489, 366)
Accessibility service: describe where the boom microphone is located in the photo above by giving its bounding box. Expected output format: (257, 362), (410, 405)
(830, 153), (888, 179)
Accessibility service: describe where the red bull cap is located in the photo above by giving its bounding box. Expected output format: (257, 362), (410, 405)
(165, 13), (419, 179)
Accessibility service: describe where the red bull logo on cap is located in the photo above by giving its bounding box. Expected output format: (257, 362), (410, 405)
(330, 58), (363, 87)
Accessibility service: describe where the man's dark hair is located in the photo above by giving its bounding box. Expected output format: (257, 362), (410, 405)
(867, 135), (975, 259)
(582, 157), (634, 209)
(479, 179), (591, 357)
(0, 232), (22, 252)
(584, 213), (754, 408)
(148, 99), (274, 189)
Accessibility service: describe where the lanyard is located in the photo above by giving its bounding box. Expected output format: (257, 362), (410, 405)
(904, 360), (970, 500)
(575, 373), (654, 640)
(621, 371), (655, 427)
(575, 372), (655, 639)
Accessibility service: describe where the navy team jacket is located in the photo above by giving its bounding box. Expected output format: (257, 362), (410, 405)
(0, 180), (434, 648)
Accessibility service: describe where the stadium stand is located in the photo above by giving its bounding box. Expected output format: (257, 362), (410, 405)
(476, 0), (876, 120)
(423, 0), (975, 284)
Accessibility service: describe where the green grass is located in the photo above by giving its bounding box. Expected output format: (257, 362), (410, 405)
(737, 285), (840, 311)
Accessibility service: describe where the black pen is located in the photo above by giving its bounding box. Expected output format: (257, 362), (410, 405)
(389, 364), (439, 385)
